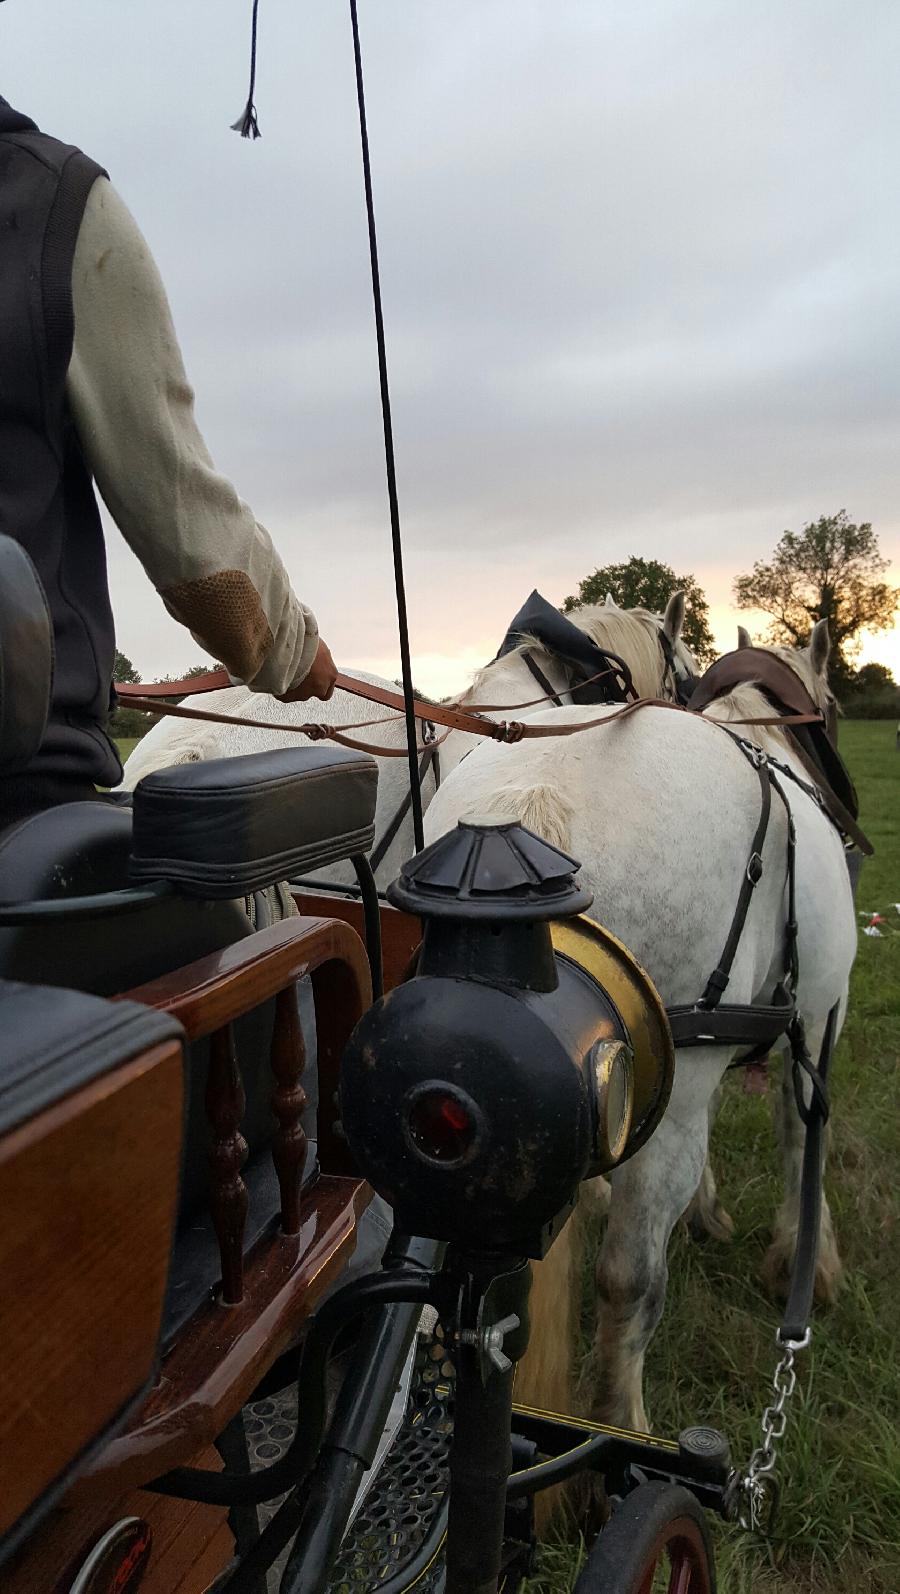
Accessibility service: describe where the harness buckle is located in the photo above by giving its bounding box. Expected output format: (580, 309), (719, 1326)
(746, 852), (764, 885)
(739, 740), (769, 769)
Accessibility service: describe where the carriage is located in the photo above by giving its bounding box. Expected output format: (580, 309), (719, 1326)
(0, 524), (861, 1594)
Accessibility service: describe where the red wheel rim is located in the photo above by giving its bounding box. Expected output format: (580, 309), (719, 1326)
(636, 1516), (714, 1594)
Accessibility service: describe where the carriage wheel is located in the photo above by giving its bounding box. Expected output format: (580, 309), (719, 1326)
(573, 1480), (715, 1594)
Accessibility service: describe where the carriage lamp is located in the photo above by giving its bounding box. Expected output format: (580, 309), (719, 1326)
(340, 821), (671, 1258)
(405, 1083), (482, 1165)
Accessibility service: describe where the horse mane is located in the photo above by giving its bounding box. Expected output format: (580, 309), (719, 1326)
(468, 603), (695, 701)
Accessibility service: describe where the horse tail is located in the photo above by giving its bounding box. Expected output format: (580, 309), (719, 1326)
(471, 782), (574, 852)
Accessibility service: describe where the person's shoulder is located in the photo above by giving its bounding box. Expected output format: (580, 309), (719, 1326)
(3, 120), (103, 179)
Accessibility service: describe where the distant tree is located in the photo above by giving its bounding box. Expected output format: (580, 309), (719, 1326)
(734, 512), (898, 691)
(154, 661), (219, 684)
(563, 556), (717, 665)
(113, 649), (141, 684)
(110, 651), (150, 740)
(842, 659), (900, 721)
(851, 662), (895, 693)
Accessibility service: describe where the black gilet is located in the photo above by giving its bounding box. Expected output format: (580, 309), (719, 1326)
(0, 96), (122, 796)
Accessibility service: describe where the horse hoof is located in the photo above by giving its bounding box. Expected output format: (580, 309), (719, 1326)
(813, 1251), (844, 1306)
(760, 1241), (844, 1306)
(685, 1196), (735, 1244)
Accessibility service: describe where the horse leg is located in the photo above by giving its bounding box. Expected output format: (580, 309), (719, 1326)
(581, 1055), (723, 1430)
(761, 1020), (844, 1305)
(683, 1080), (734, 1242)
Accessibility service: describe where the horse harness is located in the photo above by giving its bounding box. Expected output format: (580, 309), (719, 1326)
(666, 644), (865, 1120)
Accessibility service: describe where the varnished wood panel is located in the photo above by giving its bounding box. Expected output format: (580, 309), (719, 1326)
(0, 1042), (184, 1542)
(70, 1174), (370, 1499)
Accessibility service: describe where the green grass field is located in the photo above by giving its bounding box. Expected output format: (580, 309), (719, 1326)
(525, 721), (900, 1593)
(115, 737), (140, 766)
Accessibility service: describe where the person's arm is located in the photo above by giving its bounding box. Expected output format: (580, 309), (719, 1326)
(66, 176), (335, 699)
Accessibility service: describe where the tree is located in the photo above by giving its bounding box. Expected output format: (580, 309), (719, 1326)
(110, 651), (151, 740)
(113, 649), (141, 684)
(563, 556), (717, 665)
(733, 512), (898, 688)
(154, 662), (220, 684)
(852, 662), (895, 694)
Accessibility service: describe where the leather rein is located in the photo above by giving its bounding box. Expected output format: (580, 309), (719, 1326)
(117, 664), (819, 753)
(117, 650), (870, 854)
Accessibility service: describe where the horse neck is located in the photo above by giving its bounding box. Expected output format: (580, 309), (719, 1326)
(434, 648), (572, 780)
(463, 647), (571, 713)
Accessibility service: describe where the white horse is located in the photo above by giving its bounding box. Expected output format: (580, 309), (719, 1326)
(119, 594), (697, 888)
(419, 619), (854, 1430)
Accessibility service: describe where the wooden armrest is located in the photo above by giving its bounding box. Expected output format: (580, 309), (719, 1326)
(291, 890), (421, 994)
(118, 915), (372, 1040)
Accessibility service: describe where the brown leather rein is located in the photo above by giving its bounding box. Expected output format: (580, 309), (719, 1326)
(118, 655), (872, 854)
(117, 665), (820, 756)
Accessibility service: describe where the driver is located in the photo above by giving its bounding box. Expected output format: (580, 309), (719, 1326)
(0, 95), (337, 825)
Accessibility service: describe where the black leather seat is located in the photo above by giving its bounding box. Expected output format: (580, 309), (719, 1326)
(0, 534), (379, 1339)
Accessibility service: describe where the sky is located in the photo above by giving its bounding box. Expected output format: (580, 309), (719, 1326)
(3, 0), (899, 695)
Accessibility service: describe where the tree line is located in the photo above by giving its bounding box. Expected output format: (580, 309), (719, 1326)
(114, 511), (899, 738)
(564, 512), (898, 717)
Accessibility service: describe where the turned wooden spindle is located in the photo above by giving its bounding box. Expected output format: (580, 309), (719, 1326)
(206, 1024), (249, 1304)
(270, 984), (308, 1234)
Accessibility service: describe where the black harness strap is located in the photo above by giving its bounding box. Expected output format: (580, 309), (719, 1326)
(656, 627), (698, 707)
(697, 754), (771, 1011)
(521, 649), (565, 708)
(369, 737), (440, 874)
(780, 1002), (839, 1342)
(667, 991), (793, 1050)
(666, 733), (801, 1055)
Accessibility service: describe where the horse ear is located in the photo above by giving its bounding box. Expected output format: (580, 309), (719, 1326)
(604, 592), (617, 609)
(662, 590), (685, 643)
(737, 625), (752, 650)
(808, 618), (831, 676)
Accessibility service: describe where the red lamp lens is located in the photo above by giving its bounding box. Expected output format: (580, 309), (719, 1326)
(407, 1089), (476, 1163)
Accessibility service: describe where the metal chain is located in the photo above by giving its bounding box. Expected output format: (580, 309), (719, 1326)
(727, 1327), (811, 1532)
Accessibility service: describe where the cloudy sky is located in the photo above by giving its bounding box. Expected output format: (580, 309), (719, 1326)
(4, 0), (898, 690)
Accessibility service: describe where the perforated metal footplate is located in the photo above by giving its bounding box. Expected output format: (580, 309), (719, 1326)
(324, 1325), (454, 1592)
(240, 1326), (454, 1592)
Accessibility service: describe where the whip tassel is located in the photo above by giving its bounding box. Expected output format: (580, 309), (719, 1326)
(232, 0), (262, 139)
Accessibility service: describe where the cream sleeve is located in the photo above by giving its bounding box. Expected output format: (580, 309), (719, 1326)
(66, 176), (319, 695)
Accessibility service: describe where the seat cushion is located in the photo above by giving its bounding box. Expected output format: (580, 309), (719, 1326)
(128, 746), (378, 897)
(0, 800), (133, 903)
(0, 978), (183, 1131)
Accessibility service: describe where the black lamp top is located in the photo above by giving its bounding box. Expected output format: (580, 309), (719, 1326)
(387, 820), (593, 921)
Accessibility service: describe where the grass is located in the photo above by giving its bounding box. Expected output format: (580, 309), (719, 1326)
(524, 722), (900, 1592)
(114, 737), (140, 765)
